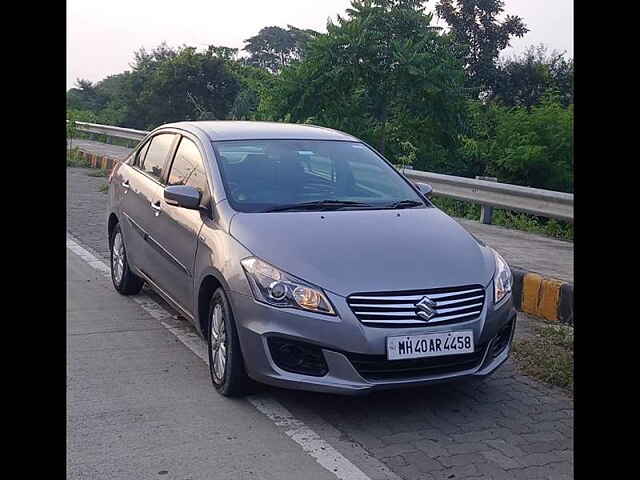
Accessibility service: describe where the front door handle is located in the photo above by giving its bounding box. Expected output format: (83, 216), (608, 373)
(151, 200), (162, 216)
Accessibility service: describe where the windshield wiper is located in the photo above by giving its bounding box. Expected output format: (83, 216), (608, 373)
(383, 199), (424, 209)
(264, 200), (375, 212)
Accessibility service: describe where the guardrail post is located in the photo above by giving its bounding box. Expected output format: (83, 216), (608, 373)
(475, 176), (498, 224)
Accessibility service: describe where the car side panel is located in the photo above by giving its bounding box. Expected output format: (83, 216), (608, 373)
(123, 169), (168, 280)
(191, 209), (254, 336)
(113, 163), (147, 272)
(147, 202), (205, 315)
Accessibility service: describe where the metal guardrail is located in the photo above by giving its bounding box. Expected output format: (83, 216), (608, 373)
(402, 169), (573, 223)
(69, 121), (148, 142)
(68, 121), (574, 223)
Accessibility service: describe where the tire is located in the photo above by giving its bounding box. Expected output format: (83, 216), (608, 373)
(207, 288), (253, 397)
(109, 223), (144, 295)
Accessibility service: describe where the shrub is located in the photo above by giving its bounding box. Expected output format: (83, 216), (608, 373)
(459, 94), (573, 192)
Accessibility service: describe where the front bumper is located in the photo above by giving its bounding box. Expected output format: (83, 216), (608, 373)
(230, 289), (517, 395)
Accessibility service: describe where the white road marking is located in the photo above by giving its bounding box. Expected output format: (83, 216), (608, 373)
(66, 235), (378, 480)
(160, 321), (209, 363)
(248, 394), (371, 480)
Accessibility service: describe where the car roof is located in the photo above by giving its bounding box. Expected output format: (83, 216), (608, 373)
(159, 121), (360, 142)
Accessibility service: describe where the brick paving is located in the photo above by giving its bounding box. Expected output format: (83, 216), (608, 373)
(66, 165), (574, 479)
(272, 364), (573, 479)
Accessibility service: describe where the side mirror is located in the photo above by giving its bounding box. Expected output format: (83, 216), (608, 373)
(164, 185), (201, 210)
(414, 182), (433, 198)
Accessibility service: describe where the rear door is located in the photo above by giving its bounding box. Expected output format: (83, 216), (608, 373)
(116, 140), (151, 270)
(143, 134), (210, 314)
(120, 131), (179, 281)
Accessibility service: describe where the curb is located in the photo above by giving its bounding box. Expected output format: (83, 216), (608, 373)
(75, 149), (121, 172)
(511, 268), (573, 326)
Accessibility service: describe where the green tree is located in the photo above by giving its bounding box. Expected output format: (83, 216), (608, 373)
(66, 42), (275, 128)
(243, 25), (318, 73)
(227, 63), (277, 120)
(287, 25), (319, 59)
(493, 44), (574, 109)
(122, 44), (241, 129)
(66, 108), (98, 123)
(459, 94), (573, 192)
(92, 73), (131, 125)
(262, 0), (468, 172)
(66, 79), (107, 111)
(207, 45), (239, 61)
(435, 0), (528, 93)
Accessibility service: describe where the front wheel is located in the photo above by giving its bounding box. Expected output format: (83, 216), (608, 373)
(110, 223), (144, 295)
(207, 288), (252, 397)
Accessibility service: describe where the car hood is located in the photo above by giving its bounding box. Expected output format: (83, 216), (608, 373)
(229, 207), (495, 297)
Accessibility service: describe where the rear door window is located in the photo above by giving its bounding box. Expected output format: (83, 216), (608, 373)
(131, 140), (151, 167)
(140, 133), (177, 182)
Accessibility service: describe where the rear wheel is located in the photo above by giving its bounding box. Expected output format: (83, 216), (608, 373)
(110, 223), (144, 295)
(208, 288), (252, 397)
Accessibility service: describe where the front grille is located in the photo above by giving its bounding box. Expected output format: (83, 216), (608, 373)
(347, 285), (486, 328)
(345, 343), (488, 381)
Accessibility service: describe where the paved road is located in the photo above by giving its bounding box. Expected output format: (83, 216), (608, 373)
(71, 138), (133, 161)
(66, 166), (574, 479)
(68, 138), (575, 284)
(68, 249), (351, 480)
(455, 220), (573, 284)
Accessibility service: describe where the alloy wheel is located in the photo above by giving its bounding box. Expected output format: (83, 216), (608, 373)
(210, 303), (227, 382)
(112, 232), (125, 285)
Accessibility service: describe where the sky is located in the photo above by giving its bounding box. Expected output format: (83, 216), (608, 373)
(66, 0), (573, 89)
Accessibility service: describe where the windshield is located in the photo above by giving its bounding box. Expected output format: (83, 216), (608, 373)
(212, 139), (427, 213)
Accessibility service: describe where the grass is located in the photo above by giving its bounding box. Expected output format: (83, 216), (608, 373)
(430, 195), (573, 241)
(512, 323), (574, 393)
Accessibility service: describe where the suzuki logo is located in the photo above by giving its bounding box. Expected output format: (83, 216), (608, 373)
(415, 296), (437, 321)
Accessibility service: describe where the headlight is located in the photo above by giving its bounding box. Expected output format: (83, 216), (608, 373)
(492, 248), (513, 304)
(240, 257), (335, 315)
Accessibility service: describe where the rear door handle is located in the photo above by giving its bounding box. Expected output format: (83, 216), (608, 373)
(151, 200), (162, 216)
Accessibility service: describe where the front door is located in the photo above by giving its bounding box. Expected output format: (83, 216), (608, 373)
(143, 135), (209, 314)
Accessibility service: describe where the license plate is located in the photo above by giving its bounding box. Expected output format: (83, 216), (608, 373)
(387, 331), (474, 360)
